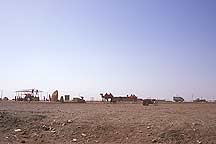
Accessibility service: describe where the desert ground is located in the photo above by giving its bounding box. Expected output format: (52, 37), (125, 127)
(0, 101), (215, 144)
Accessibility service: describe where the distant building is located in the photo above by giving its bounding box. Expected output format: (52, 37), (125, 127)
(193, 98), (207, 103)
(3, 97), (9, 101)
(72, 96), (86, 103)
(173, 97), (184, 102)
(65, 95), (70, 101)
(15, 89), (42, 101)
(90, 97), (94, 101)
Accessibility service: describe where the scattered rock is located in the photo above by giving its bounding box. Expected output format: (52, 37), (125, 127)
(192, 122), (201, 126)
(42, 125), (49, 131)
(49, 127), (55, 131)
(5, 137), (9, 139)
(51, 130), (56, 133)
(31, 133), (39, 137)
(67, 120), (73, 123)
(22, 135), (29, 138)
(197, 140), (202, 144)
(147, 126), (151, 129)
(14, 129), (22, 132)
(81, 133), (87, 137)
(21, 130), (28, 136)
(139, 130), (143, 133)
(159, 134), (164, 138)
(39, 134), (44, 138)
(62, 123), (66, 126)
(147, 134), (151, 136)
(72, 138), (77, 142)
(152, 138), (157, 143)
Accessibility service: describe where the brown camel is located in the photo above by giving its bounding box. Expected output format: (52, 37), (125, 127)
(100, 93), (114, 102)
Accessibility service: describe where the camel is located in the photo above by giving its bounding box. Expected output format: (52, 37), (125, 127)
(100, 93), (114, 102)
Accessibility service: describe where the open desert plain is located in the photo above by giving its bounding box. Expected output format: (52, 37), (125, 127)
(0, 101), (215, 144)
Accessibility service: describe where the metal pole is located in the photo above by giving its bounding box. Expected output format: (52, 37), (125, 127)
(192, 93), (194, 102)
(1, 90), (3, 99)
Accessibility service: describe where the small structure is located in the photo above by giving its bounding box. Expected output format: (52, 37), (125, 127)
(193, 98), (207, 103)
(15, 89), (42, 101)
(65, 95), (70, 101)
(3, 97), (9, 101)
(143, 99), (157, 106)
(157, 99), (173, 104)
(72, 96), (86, 103)
(173, 97), (184, 102)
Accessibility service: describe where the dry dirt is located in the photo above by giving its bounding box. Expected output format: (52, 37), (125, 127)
(0, 101), (216, 144)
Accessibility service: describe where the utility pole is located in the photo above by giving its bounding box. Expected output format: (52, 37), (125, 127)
(1, 90), (3, 99)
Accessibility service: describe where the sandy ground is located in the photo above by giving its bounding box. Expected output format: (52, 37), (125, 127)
(0, 101), (216, 144)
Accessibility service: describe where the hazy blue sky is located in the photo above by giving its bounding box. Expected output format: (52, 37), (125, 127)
(0, 0), (216, 101)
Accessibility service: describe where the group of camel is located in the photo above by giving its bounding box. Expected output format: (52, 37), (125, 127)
(100, 93), (157, 105)
(100, 93), (138, 102)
